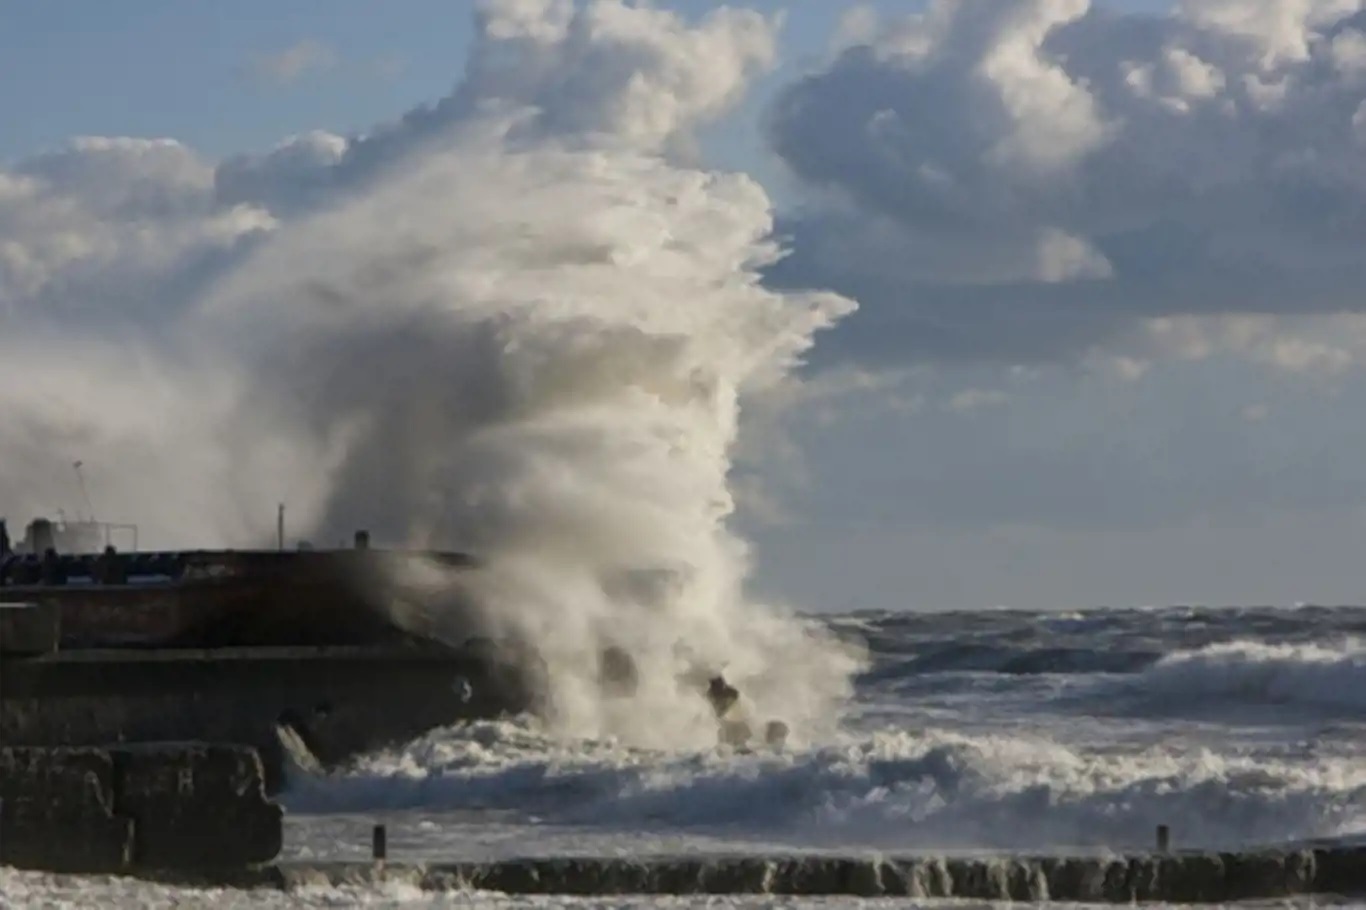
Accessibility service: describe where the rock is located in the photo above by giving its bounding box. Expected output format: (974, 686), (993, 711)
(598, 646), (638, 698)
(705, 676), (739, 717)
(763, 720), (789, 748)
(717, 718), (752, 747)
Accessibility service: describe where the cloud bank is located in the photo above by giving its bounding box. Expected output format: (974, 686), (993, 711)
(768, 0), (1366, 371)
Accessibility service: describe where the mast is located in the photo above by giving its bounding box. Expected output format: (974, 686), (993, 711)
(72, 460), (96, 523)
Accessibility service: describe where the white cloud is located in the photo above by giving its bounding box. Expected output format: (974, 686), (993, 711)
(973, 0), (1113, 175)
(1329, 27), (1366, 73)
(457, 0), (776, 153)
(0, 137), (273, 317)
(1131, 314), (1366, 376)
(766, 0), (1366, 372)
(249, 39), (338, 86)
(832, 5), (880, 53)
(1035, 227), (1113, 282)
(947, 388), (1010, 411)
(1177, 0), (1364, 68)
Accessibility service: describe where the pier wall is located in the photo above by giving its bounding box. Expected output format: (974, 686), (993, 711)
(0, 602), (59, 655)
(0, 647), (525, 791)
(0, 743), (281, 873)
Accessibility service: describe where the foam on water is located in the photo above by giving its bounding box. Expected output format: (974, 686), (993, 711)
(281, 716), (1366, 853)
(1126, 638), (1366, 712)
(270, 607), (1366, 860)
(11, 867), (1353, 910)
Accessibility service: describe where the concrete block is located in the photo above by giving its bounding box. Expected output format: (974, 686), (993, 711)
(0, 746), (133, 873)
(0, 602), (59, 655)
(113, 743), (283, 870)
(0, 743), (281, 874)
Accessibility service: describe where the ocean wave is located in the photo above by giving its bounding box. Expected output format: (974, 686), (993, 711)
(1119, 639), (1366, 713)
(862, 643), (1160, 682)
(283, 720), (1366, 852)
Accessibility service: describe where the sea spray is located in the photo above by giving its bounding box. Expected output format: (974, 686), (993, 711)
(0, 2), (866, 749)
(195, 132), (864, 748)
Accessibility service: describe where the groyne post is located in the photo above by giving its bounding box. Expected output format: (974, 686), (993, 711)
(1157, 824), (1171, 853)
(372, 823), (387, 862)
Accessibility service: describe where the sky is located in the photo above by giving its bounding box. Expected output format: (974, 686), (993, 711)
(4, 0), (1366, 612)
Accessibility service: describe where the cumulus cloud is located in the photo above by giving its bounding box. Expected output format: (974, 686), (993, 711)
(766, 0), (1366, 371)
(209, 0), (775, 221)
(0, 137), (273, 323)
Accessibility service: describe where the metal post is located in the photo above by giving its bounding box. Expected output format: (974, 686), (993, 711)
(277, 504), (285, 552)
(1156, 824), (1170, 853)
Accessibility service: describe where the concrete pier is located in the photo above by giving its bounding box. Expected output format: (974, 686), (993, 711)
(0, 645), (531, 792)
(0, 602), (59, 656)
(0, 743), (281, 873)
(121, 844), (1366, 903)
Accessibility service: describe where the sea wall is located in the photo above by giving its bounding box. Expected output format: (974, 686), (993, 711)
(0, 602), (59, 656)
(148, 848), (1366, 903)
(0, 646), (525, 791)
(0, 743), (281, 873)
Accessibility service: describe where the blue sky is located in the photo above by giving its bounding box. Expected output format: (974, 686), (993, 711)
(0, 0), (1170, 167)
(12, 0), (1366, 612)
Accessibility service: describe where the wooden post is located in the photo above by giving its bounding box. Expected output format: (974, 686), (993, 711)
(372, 823), (387, 862)
(1156, 824), (1170, 853)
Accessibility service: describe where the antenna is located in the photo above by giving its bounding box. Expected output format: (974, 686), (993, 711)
(72, 460), (96, 523)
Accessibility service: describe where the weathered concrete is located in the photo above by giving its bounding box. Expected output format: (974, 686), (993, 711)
(0, 645), (532, 792)
(0, 602), (59, 655)
(0, 548), (479, 649)
(131, 847), (1366, 902)
(0, 744), (132, 873)
(0, 743), (281, 873)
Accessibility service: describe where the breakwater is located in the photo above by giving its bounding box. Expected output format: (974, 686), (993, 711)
(0, 743), (280, 873)
(120, 843), (1366, 903)
(3, 742), (1363, 902)
(0, 644), (527, 791)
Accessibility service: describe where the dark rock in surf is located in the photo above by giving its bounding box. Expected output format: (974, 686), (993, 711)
(598, 645), (639, 697)
(706, 676), (739, 717)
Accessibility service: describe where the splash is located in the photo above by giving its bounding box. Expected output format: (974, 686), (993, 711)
(201, 125), (861, 748)
(0, 2), (865, 750)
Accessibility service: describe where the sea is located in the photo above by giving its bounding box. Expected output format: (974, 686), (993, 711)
(4, 604), (1365, 908)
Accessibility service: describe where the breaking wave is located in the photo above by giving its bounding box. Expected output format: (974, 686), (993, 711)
(1122, 639), (1366, 713)
(862, 643), (1160, 680)
(283, 717), (1366, 852)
